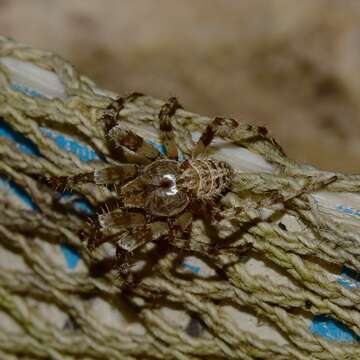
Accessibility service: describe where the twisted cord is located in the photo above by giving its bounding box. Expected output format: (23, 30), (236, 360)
(1, 36), (360, 359)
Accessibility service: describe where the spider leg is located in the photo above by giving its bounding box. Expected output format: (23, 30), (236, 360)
(192, 117), (239, 158)
(170, 211), (193, 238)
(101, 92), (144, 132)
(210, 174), (338, 241)
(158, 97), (182, 160)
(83, 209), (146, 249)
(100, 92), (160, 161)
(117, 221), (169, 252)
(84, 227), (125, 251)
(86, 206), (170, 252)
(98, 209), (146, 230)
(249, 174), (338, 210)
(47, 164), (139, 191)
(115, 221), (170, 287)
(169, 211), (225, 254)
(108, 126), (160, 161)
(115, 246), (136, 285)
(169, 211), (243, 258)
(193, 116), (286, 158)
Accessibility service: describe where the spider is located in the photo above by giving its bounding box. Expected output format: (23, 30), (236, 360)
(50, 96), (240, 281)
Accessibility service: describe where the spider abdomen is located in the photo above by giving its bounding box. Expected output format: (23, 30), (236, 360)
(178, 159), (233, 200)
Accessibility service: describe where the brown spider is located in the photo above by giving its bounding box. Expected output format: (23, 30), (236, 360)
(50, 96), (239, 280)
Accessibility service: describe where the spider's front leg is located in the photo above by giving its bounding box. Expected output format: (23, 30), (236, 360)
(100, 93), (161, 162)
(101, 92), (144, 132)
(158, 97), (182, 160)
(47, 164), (139, 191)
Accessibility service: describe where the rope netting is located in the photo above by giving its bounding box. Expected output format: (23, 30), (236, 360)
(1, 36), (360, 359)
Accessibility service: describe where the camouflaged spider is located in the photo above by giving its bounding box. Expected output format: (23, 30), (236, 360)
(50, 96), (238, 279)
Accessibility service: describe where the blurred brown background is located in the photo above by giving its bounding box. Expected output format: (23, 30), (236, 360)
(1, 0), (360, 172)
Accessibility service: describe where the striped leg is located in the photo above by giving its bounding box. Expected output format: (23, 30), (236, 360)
(87, 210), (169, 251)
(98, 209), (146, 231)
(167, 212), (201, 252)
(101, 92), (143, 132)
(169, 211), (193, 238)
(168, 211), (243, 258)
(48, 164), (139, 191)
(84, 226), (125, 251)
(102, 92), (160, 161)
(192, 116), (286, 158)
(115, 221), (169, 286)
(109, 126), (160, 161)
(158, 97), (182, 160)
(117, 221), (169, 252)
(192, 117), (239, 158)
(84, 209), (146, 249)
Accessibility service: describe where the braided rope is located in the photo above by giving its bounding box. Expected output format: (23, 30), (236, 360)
(1, 36), (360, 359)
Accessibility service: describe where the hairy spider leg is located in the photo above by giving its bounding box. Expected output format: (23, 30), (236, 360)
(85, 209), (146, 250)
(108, 126), (160, 161)
(168, 211), (244, 259)
(114, 220), (170, 285)
(192, 117), (239, 158)
(158, 97), (182, 160)
(115, 246), (135, 284)
(48, 164), (139, 191)
(242, 174), (338, 210)
(85, 227), (126, 251)
(167, 212), (206, 253)
(192, 115), (287, 158)
(169, 211), (193, 238)
(98, 209), (146, 230)
(260, 174), (339, 219)
(210, 174), (338, 243)
(101, 92), (144, 132)
(117, 221), (169, 253)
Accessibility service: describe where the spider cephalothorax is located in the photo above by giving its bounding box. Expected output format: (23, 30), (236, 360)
(50, 96), (236, 279)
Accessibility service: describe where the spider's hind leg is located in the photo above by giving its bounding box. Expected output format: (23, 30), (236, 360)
(158, 97), (182, 160)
